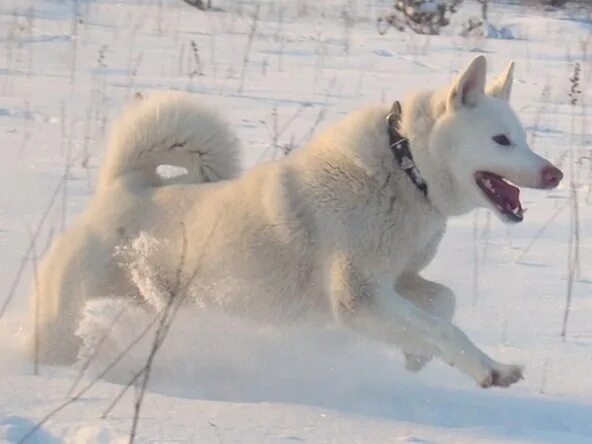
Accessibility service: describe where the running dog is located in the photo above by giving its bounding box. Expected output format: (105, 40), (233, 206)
(31, 56), (562, 388)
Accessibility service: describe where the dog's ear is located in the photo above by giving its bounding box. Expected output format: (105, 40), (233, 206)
(447, 55), (487, 111)
(486, 61), (515, 101)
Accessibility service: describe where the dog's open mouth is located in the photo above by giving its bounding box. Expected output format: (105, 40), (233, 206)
(475, 172), (524, 223)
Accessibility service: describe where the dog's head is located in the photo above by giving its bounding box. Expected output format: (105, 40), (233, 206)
(428, 55), (562, 222)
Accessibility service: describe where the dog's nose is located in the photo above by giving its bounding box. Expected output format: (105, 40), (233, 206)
(541, 165), (563, 189)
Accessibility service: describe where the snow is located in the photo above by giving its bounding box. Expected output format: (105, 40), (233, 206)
(1, 0), (591, 442)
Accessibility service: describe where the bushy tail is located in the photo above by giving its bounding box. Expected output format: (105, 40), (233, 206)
(98, 91), (240, 190)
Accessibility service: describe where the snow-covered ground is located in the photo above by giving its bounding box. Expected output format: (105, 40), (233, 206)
(1, 0), (591, 442)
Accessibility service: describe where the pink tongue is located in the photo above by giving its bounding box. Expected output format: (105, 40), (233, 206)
(492, 176), (521, 209)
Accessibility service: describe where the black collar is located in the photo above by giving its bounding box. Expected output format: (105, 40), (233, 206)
(386, 101), (428, 199)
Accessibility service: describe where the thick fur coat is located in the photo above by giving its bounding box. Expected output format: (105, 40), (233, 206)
(31, 56), (562, 388)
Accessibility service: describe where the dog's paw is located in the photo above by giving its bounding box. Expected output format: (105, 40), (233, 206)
(479, 362), (524, 388)
(404, 352), (431, 373)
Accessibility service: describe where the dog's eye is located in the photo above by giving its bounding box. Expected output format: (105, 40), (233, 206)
(492, 134), (511, 146)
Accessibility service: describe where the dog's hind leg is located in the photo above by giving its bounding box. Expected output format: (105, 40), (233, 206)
(395, 272), (456, 372)
(328, 254), (523, 388)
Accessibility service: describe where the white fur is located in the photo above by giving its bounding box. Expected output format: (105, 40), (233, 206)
(31, 57), (561, 388)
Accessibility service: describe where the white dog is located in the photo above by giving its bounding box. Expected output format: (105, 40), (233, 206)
(31, 56), (562, 388)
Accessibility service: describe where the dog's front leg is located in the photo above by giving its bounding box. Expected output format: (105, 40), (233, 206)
(328, 255), (523, 388)
(395, 272), (457, 372)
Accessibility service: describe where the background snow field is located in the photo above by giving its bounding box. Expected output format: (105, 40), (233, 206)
(1, 0), (591, 442)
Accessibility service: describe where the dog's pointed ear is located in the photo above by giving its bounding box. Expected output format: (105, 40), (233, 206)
(447, 55), (487, 111)
(486, 61), (515, 101)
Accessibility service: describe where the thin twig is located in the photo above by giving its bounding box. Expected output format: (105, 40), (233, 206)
(26, 225), (40, 376)
(1, 173), (68, 320)
(61, 121), (74, 233)
(128, 225), (188, 443)
(237, 4), (260, 93)
(101, 366), (144, 419)
(539, 358), (549, 395)
(561, 62), (582, 340)
(298, 76), (336, 145)
(472, 210), (480, 306)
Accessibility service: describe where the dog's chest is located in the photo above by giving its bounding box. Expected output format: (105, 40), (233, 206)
(370, 195), (446, 273)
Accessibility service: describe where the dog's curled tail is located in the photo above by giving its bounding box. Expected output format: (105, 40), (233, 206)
(98, 91), (240, 190)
